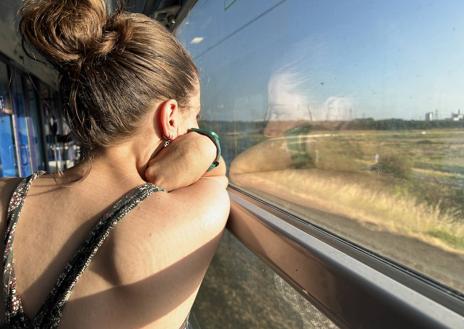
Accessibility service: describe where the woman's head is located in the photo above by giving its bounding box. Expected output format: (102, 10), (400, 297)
(19, 0), (199, 156)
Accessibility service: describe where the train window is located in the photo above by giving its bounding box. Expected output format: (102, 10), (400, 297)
(0, 61), (17, 177)
(192, 230), (339, 329)
(176, 0), (464, 297)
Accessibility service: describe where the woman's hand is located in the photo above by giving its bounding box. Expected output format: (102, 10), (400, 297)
(143, 132), (225, 191)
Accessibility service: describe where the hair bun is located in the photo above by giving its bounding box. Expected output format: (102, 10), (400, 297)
(19, 0), (130, 74)
(90, 13), (134, 59)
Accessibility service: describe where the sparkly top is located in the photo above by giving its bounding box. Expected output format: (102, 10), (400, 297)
(0, 171), (191, 329)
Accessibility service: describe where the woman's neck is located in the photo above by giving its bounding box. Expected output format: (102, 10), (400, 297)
(53, 139), (163, 187)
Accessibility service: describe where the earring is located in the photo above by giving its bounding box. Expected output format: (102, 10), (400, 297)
(162, 135), (171, 148)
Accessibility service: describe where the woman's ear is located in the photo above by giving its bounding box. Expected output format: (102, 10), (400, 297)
(158, 99), (180, 140)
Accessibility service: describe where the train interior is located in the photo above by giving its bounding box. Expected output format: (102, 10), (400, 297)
(0, 0), (463, 328)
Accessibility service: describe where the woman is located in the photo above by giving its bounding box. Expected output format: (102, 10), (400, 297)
(0, 0), (230, 328)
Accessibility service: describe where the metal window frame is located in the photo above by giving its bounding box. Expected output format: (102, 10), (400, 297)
(227, 185), (464, 329)
(143, 0), (198, 31)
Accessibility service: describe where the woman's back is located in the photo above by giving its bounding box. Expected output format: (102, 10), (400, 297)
(0, 172), (230, 328)
(9, 0), (230, 326)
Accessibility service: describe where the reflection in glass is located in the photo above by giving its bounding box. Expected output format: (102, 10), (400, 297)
(178, 0), (464, 294)
(193, 231), (338, 329)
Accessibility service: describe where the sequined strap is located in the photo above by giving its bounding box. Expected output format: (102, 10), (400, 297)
(33, 182), (164, 328)
(3, 171), (46, 322)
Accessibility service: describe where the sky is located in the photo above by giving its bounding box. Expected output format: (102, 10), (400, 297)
(176, 0), (464, 122)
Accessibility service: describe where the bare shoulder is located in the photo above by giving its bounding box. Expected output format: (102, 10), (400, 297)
(168, 176), (230, 221)
(0, 177), (22, 227)
(0, 176), (22, 191)
(0, 177), (22, 324)
(0, 176), (22, 194)
(137, 175), (230, 238)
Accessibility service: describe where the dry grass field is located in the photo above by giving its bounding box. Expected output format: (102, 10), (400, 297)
(228, 128), (464, 254)
(191, 126), (464, 325)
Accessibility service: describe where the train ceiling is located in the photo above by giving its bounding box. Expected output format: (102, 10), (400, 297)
(123, 0), (197, 31)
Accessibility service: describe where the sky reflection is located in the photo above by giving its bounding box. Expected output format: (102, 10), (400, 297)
(177, 0), (464, 122)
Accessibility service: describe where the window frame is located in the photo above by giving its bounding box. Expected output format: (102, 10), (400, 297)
(227, 185), (464, 329)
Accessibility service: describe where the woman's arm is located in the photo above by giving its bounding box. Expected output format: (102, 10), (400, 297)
(143, 131), (227, 191)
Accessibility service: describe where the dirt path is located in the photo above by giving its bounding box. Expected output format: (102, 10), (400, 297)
(232, 172), (464, 293)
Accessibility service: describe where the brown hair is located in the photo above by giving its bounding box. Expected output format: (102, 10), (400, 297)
(19, 0), (199, 156)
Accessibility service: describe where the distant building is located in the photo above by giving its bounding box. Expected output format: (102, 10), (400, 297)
(451, 109), (464, 121)
(425, 112), (434, 121)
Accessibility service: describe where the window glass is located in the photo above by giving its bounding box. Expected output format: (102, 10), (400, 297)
(10, 69), (32, 176)
(23, 76), (46, 172)
(192, 230), (338, 329)
(0, 61), (17, 177)
(177, 0), (464, 294)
